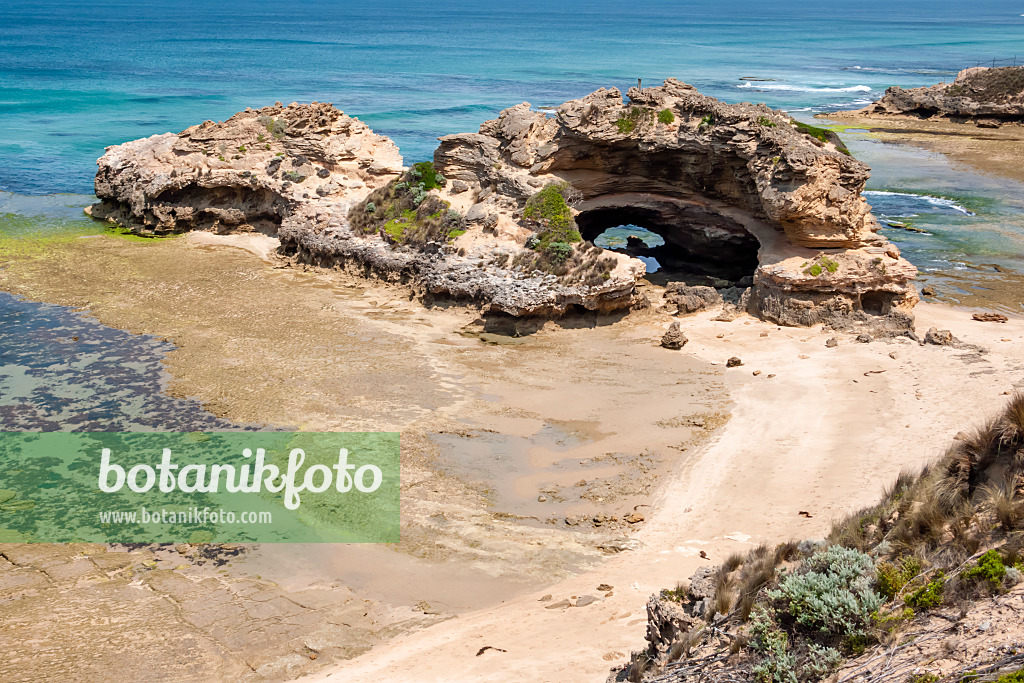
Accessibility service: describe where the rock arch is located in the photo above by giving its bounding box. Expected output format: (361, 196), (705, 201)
(435, 78), (918, 329)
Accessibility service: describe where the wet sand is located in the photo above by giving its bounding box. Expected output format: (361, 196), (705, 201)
(0, 232), (728, 680)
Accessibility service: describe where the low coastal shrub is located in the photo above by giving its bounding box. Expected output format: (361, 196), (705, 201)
(348, 162), (464, 246)
(657, 108), (675, 124)
(961, 549), (1006, 587)
(757, 116), (777, 127)
(946, 67), (1024, 103)
(992, 669), (1024, 683)
(876, 555), (922, 599)
(904, 573), (944, 609)
(409, 161), (446, 190)
(767, 546), (882, 637)
(615, 106), (655, 134)
(792, 120), (851, 155)
(750, 606), (797, 683)
(643, 393), (1024, 683)
(257, 115), (287, 139)
(523, 181), (583, 263)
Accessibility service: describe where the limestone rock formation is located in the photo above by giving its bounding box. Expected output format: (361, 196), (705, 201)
(90, 101), (404, 235)
(435, 78), (918, 329)
(91, 80), (918, 326)
(852, 66), (1024, 125)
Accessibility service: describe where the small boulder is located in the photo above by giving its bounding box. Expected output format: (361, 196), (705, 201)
(921, 286), (936, 296)
(665, 284), (722, 315)
(450, 179), (469, 194)
(855, 333), (872, 343)
(465, 202), (489, 224)
(726, 356), (743, 368)
(972, 312), (1008, 323)
(661, 321), (688, 350)
(825, 337), (838, 348)
(924, 327), (957, 346)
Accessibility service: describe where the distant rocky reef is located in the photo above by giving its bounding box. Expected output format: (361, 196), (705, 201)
(850, 66), (1024, 127)
(90, 79), (919, 328)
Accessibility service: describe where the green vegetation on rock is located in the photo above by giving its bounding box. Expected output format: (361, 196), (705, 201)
(616, 106), (655, 134)
(657, 109), (675, 125)
(257, 115), (287, 140)
(523, 181), (583, 260)
(349, 162), (464, 246)
(792, 120), (851, 155)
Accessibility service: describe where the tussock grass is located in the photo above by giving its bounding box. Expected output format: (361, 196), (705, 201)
(649, 395), (1024, 683)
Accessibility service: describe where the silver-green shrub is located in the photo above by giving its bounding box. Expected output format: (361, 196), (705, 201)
(768, 545), (882, 637)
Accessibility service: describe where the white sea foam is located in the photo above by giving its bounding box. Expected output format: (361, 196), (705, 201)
(863, 190), (975, 216)
(736, 82), (871, 93)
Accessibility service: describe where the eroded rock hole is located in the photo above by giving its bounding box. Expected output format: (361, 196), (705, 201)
(576, 204), (760, 282)
(860, 290), (895, 315)
(593, 225), (665, 273)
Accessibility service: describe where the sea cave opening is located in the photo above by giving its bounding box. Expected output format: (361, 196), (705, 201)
(575, 204), (761, 285)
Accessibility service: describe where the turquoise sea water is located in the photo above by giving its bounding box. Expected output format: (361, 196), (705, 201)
(2, 0), (1024, 195)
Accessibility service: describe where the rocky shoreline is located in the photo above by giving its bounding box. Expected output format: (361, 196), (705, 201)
(843, 66), (1024, 127)
(89, 79), (919, 330)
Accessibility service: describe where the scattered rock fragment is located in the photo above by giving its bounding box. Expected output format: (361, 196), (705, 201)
(597, 584), (613, 592)
(661, 321), (688, 350)
(726, 357), (743, 368)
(624, 512), (645, 524)
(973, 312), (1008, 323)
(575, 595), (598, 608)
(544, 599), (572, 610)
(922, 286), (936, 296)
(539, 594), (553, 602)
(856, 333), (872, 343)
(825, 338), (838, 348)
(752, 370), (762, 376)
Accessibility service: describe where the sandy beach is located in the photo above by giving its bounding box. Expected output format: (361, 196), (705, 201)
(0, 230), (1021, 681)
(0, 232), (727, 679)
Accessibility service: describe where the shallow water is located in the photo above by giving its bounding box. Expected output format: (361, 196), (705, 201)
(836, 128), (1024, 309)
(0, 291), (236, 431)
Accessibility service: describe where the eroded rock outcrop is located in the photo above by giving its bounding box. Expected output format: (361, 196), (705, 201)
(852, 66), (1024, 125)
(90, 101), (403, 234)
(91, 80), (918, 326)
(435, 78), (918, 328)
